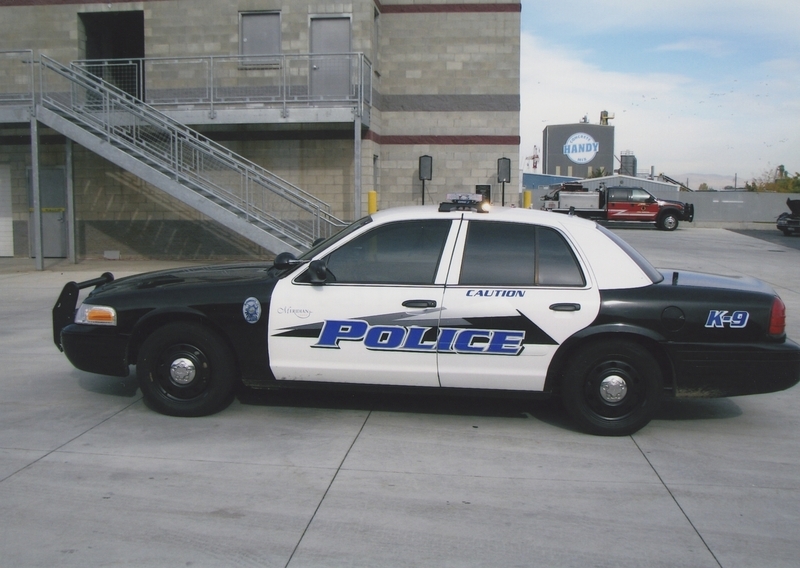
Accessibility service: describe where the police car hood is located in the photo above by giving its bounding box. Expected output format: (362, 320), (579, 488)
(658, 269), (777, 295)
(95, 263), (273, 294)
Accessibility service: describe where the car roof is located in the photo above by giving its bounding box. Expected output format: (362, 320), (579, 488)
(368, 204), (599, 230)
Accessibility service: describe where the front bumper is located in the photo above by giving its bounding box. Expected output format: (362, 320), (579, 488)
(52, 272), (114, 350)
(777, 215), (800, 229)
(60, 324), (130, 377)
(53, 272), (128, 377)
(667, 340), (800, 397)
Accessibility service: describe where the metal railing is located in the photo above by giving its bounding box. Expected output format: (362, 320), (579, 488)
(72, 52), (372, 119)
(39, 55), (347, 248)
(0, 50), (34, 105)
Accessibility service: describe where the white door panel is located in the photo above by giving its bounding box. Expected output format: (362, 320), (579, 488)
(437, 286), (600, 390)
(269, 282), (443, 386)
(268, 217), (460, 387)
(437, 219), (598, 391)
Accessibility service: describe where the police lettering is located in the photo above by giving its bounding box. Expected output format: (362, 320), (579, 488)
(705, 310), (749, 329)
(314, 319), (524, 355)
(466, 289), (526, 297)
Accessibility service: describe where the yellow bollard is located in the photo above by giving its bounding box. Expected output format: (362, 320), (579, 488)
(368, 190), (378, 214)
(523, 190), (532, 209)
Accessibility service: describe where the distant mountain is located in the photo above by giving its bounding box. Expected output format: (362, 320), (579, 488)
(674, 173), (743, 191)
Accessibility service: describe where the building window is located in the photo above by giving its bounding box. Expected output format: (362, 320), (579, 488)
(240, 12), (281, 56)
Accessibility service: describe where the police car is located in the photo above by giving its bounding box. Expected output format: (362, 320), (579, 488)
(52, 195), (800, 436)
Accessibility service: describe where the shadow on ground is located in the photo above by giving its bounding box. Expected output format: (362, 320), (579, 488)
(75, 369), (745, 433)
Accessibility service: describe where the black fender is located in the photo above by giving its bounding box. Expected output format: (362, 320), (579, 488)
(128, 307), (228, 365)
(544, 323), (676, 394)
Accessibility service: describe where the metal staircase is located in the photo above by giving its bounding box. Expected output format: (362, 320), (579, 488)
(36, 55), (347, 255)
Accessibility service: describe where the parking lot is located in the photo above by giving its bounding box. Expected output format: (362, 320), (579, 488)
(1, 226), (799, 567)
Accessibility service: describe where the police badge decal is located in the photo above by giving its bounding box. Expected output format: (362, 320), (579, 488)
(243, 297), (262, 324)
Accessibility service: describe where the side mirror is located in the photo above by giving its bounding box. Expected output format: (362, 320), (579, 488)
(308, 259), (329, 285)
(273, 252), (300, 270)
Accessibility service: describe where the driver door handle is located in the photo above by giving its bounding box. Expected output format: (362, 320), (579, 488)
(549, 303), (581, 312)
(403, 299), (437, 308)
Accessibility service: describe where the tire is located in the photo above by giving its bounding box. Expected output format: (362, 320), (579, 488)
(561, 340), (663, 436)
(780, 228), (791, 236)
(658, 212), (679, 231)
(137, 322), (236, 417)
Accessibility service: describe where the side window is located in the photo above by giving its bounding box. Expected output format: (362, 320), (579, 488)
(536, 227), (586, 286)
(322, 220), (451, 285)
(608, 188), (629, 202)
(630, 188), (651, 202)
(459, 222), (585, 287)
(460, 222), (536, 286)
(240, 12), (281, 56)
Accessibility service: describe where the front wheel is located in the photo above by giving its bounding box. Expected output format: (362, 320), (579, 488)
(137, 322), (236, 417)
(658, 212), (679, 231)
(561, 340), (663, 436)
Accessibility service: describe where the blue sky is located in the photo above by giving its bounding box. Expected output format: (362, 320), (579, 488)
(519, 0), (800, 187)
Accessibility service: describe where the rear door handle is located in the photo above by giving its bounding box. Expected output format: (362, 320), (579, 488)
(403, 299), (437, 308)
(549, 303), (581, 312)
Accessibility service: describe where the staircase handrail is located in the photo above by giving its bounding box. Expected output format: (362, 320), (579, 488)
(38, 55), (348, 248)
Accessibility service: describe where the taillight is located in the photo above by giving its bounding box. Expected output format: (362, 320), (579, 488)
(769, 297), (786, 336)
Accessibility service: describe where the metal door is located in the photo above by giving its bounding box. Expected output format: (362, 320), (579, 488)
(29, 168), (67, 258)
(310, 17), (351, 99)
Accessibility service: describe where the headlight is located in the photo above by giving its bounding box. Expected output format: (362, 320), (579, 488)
(75, 304), (117, 326)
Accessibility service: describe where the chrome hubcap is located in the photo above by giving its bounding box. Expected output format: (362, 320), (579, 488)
(169, 358), (196, 384)
(600, 375), (628, 403)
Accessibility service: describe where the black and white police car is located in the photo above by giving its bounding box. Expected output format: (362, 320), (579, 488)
(53, 195), (800, 435)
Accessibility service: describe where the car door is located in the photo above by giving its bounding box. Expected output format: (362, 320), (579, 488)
(437, 219), (600, 391)
(628, 188), (660, 221)
(268, 218), (459, 386)
(606, 187), (634, 221)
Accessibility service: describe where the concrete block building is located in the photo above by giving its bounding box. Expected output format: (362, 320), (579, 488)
(0, 0), (521, 261)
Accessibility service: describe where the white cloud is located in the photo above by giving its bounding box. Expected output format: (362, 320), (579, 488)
(519, 31), (800, 181)
(654, 39), (730, 57)
(522, 0), (800, 42)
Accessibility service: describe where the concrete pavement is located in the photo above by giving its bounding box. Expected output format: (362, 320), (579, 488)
(1, 227), (799, 567)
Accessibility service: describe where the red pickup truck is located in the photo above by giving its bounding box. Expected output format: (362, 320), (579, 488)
(542, 183), (695, 231)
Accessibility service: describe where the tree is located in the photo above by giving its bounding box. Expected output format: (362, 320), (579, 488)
(588, 167), (606, 178)
(698, 182), (709, 191)
(746, 167), (800, 193)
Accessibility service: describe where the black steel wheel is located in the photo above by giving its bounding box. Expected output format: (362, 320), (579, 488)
(658, 212), (679, 231)
(137, 322), (236, 417)
(561, 340), (663, 436)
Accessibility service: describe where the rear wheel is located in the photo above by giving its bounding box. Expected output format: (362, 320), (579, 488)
(561, 340), (663, 436)
(137, 322), (236, 417)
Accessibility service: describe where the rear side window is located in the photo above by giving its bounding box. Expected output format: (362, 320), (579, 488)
(323, 219), (451, 284)
(459, 222), (585, 287)
(607, 188), (629, 202)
